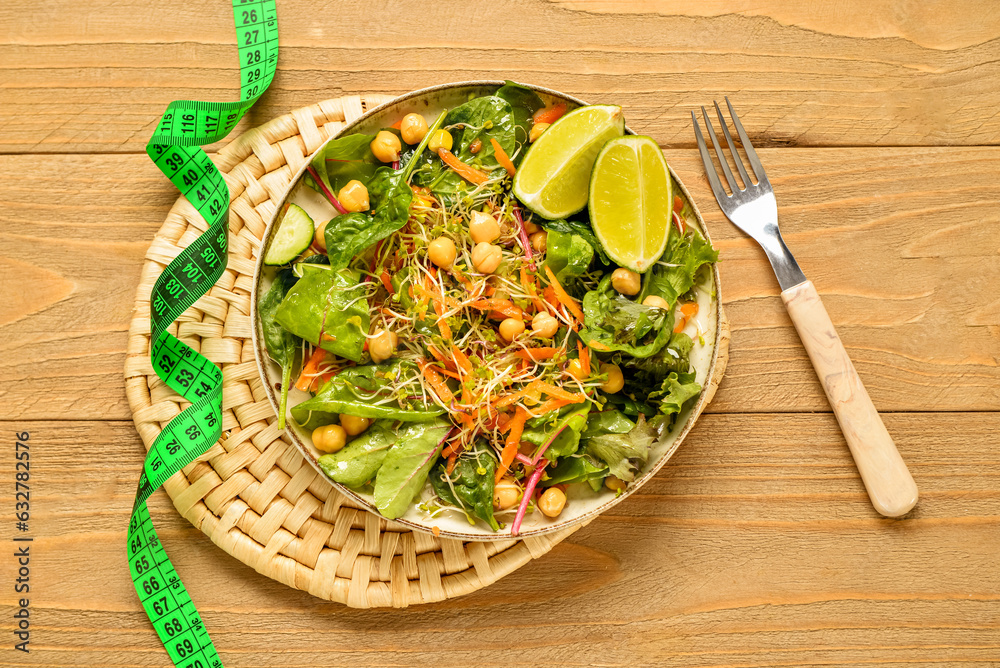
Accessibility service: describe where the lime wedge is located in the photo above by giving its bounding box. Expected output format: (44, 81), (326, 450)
(588, 135), (673, 273)
(513, 105), (624, 220)
(264, 204), (314, 265)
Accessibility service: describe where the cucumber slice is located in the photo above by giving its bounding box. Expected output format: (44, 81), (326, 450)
(264, 204), (315, 265)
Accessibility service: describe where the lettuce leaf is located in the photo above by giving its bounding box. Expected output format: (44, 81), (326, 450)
(541, 218), (610, 264)
(639, 227), (718, 308)
(582, 414), (657, 482)
(579, 275), (674, 358)
(545, 229), (593, 283)
(374, 418), (452, 519)
(649, 371), (702, 417)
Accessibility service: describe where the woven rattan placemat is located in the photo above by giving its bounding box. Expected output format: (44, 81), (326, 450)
(124, 94), (729, 609)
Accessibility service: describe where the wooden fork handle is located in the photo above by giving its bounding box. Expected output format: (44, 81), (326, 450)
(781, 280), (918, 517)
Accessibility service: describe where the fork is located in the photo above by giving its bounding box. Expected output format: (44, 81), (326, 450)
(692, 98), (918, 518)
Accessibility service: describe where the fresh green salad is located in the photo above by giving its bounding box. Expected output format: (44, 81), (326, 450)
(258, 82), (718, 534)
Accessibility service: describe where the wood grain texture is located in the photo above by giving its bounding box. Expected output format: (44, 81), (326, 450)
(2, 0), (1000, 153)
(2, 146), (997, 420)
(782, 280), (918, 517)
(1, 416), (996, 667)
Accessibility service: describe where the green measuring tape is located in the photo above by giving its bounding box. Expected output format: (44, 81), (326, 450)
(128, 2), (278, 666)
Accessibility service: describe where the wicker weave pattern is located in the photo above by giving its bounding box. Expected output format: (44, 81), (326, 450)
(124, 95), (582, 609)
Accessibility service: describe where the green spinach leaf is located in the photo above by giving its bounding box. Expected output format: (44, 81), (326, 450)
(309, 133), (379, 195)
(291, 360), (445, 424)
(325, 166), (413, 271)
(430, 449), (500, 531)
(258, 269), (299, 429)
(495, 81), (543, 161)
(583, 413), (657, 482)
(373, 418), (452, 519)
(274, 267), (369, 362)
(540, 453), (608, 487)
(317, 421), (397, 488)
(581, 409), (635, 440)
(521, 404), (591, 462)
(411, 96), (516, 203)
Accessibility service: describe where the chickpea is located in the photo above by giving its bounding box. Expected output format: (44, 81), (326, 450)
(530, 230), (547, 253)
(340, 414), (371, 436)
(469, 138), (483, 154)
(312, 424), (347, 453)
(370, 130), (401, 163)
(428, 236), (457, 269)
(605, 476), (628, 492)
(337, 179), (370, 213)
(599, 362), (624, 394)
(531, 311), (559, 338)
(428, 129), (453, 153)
(538, 487), (566, 518)
(369, 329), (398, 363)
(566, 357), (587, 381)
(471, 241), (503, 274)
(399, 113), (429, 145)
(468, 210), (501, 243)
(529, 122), (550, 143)
(499, 317), (525, 342)
(493, 478), (520, 510)
(611, 267), (641, 296)
(642, 295), (670, 309)
(523, 220), (541, 235)
(313, 219), (330, 251)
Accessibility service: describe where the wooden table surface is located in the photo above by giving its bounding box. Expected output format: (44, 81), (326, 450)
(2, 2), (999, 666)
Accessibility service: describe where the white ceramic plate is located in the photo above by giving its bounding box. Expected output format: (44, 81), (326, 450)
(251, 81), (723, 541)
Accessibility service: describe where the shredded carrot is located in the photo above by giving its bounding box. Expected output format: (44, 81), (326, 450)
(379, 271), (394, 294)
(446, 453), (458, 474)
(542, 285), (560, 310)
(490, 138), (516, 176)
(451, 344), (473, 376)
(534, 381), (585, 403)
(390, 118), (403, 130)
(496, 406), (528, 482)
(426, 345), (457, 372)
(532, 397), (571, 416)
(533, 103), (567, 125)
(588, 339), (611, 352)
(673, 195), (684, 214)
(310, 368), (340, 393)
(433, 299), (452, 340)
(438, 148), (489, 184)
(543, 265), (586, 324)
(435, 365), (462, 381)
(418, 358), (455, 405)
(520, 267), (548, 314)
(674, 301), (700, 333)
(413, 283), (461, 309)
(469, 298), (523, 320)
(294, 346), (327, 391)
(514, 347), (560, 361)
(577, 340), (591, 377)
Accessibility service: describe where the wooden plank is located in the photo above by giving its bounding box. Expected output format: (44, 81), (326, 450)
(2, 146), (998, 420)
(2, 414), (996, 667)
(2, 0), (1000, 152)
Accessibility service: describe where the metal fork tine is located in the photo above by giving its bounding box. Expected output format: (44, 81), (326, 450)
(725, 96), (766, 182)
(691, 111), (730, 203)
(714, 100), (751, 187)
(701, 106), (740, 194)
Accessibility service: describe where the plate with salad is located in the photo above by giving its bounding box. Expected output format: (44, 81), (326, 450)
(251, 81), (724, 539)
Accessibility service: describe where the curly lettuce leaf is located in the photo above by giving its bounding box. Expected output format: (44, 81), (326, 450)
(649, 371), (702, 417)
(579, 275), (674, 358)
(639, 226), (718, 308)
(582, 413), (657, 482)
(541, 218), (610, 264)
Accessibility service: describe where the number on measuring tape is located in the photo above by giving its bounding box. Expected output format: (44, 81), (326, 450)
(129, 2), (277, 668)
